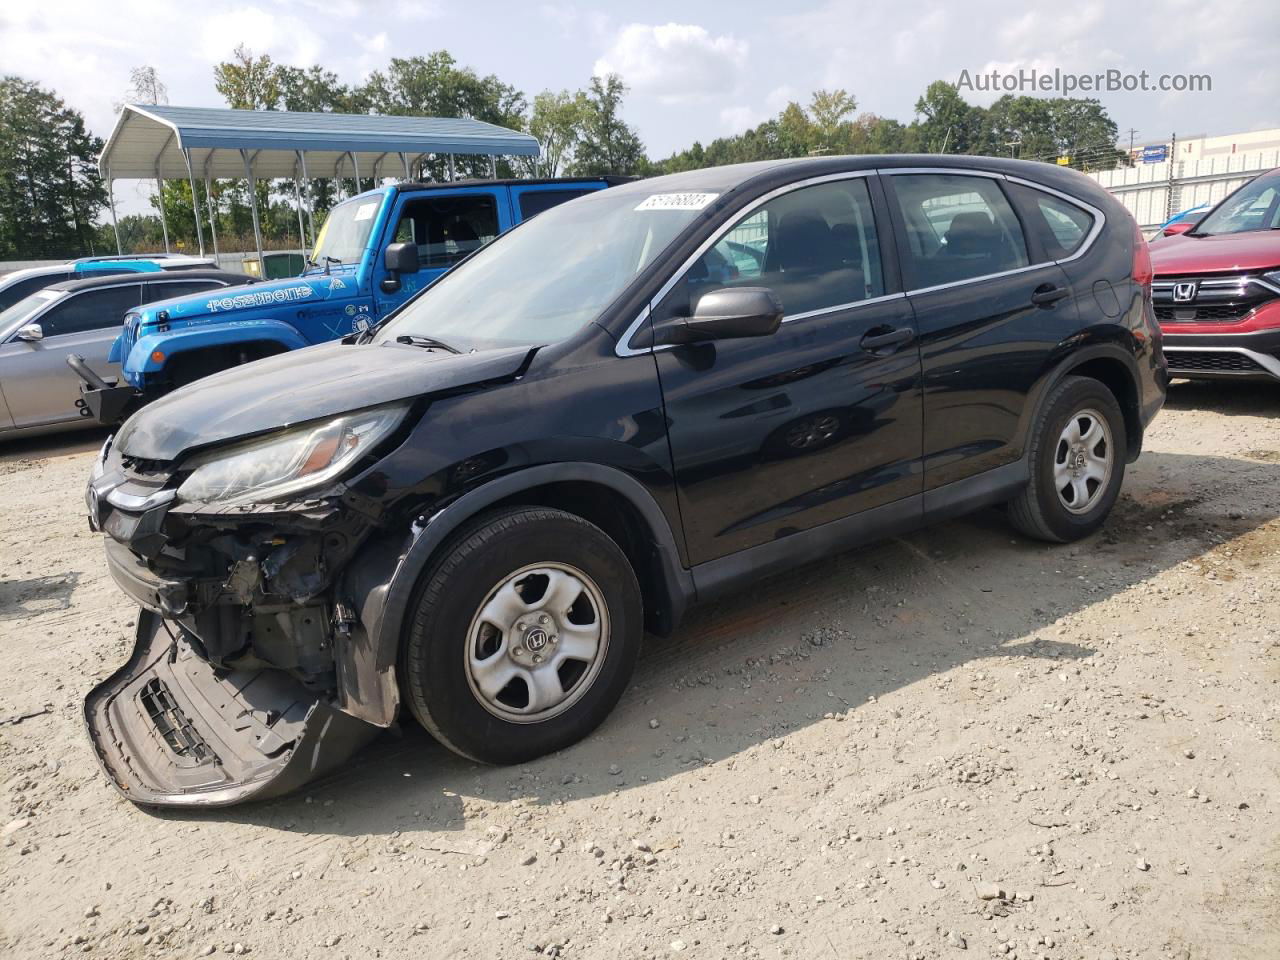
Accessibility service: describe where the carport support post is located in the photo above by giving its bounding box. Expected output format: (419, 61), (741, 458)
(448, 154), (456, 182)
(352, 153), (362, 194)
(298, 151), (315, 248)
(399, 153), (410, 180)
(489, 155), (497, 178)
(204, 176), (220, 259)
(182, 149), (206, 258)
(155, 162), (170, 254)
(292, 164), (307, 257)
(106, 170), (122, 255)
(241, 149), (264, 275)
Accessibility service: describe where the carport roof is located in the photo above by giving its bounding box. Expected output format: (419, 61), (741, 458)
(100, 104), (541, 181)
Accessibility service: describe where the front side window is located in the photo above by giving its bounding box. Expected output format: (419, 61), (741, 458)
(1193, 176), (1280, 235)
(0, 289), (61, 336)
(391, 194), (500, 270)
(311, 195), (382, 267)
(37, 284), (143, 337)
(659, 178), (885, 321)
(890, 174), (1028, 289)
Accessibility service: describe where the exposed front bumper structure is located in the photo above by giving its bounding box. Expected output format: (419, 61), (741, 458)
(84, 609), (377, 807)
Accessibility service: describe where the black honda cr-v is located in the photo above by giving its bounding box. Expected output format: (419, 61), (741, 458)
(84, 155), (1166, 806)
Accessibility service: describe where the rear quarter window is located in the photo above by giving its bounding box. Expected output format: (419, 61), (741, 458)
(1007, 183), (1097, 259)
(518, 189), (595, 220)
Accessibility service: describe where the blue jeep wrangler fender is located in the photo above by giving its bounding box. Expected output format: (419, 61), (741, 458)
(127, 319), (311, 381)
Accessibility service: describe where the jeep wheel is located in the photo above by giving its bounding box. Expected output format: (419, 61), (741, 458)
(1008, 376), (1127, 543)
(401, 506), (643, 764)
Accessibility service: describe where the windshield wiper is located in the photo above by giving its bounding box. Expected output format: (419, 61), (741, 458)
(394, 334), (461, 354)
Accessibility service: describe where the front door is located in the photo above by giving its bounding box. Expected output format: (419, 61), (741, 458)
(373, 189), (509, 319)
(882, 171), (1081, 490)
(0, 283), (142, 429)
(652, 175), (924, 565)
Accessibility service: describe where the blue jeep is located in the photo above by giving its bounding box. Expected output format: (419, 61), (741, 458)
(77, 177), (625, 422)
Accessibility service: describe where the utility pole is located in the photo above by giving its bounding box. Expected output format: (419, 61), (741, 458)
(1165, 132), (1178, 221)
(1005, 140), (1021, 159)
(1125, 127), (1138, 162)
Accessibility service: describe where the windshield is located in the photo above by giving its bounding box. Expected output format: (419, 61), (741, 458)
(0, 289), (59, 334)
(1193, 175), (1280, 236)
(311, 195), (383, 266)
(377, 187), (712, 349)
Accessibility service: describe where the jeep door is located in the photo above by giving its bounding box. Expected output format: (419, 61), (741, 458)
(650, 174), (925, 565)
(881, 170), (1083, 492)
(374, 189), (511, 320)
(0, 282), (142, 431)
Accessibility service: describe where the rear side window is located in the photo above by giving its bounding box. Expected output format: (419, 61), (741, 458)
(0, 272), (71, 312)
(518, 189), (594, 219)
(889, 174), (1028, 289)
(659, 177), (885, 320)
(392, 195), (500, 270)
(37, 284), (143, 337)
(1007, 183), (1095, 258)
(145, 279), (225, 302)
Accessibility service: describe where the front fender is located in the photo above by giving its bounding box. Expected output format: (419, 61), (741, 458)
(126, 319), (311, 376)
(337, 462), (695, 727)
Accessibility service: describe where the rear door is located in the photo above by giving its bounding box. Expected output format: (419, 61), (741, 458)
(651, 174), (923, 565)
(373, 189), (510, 319)
(882, 170), (1081, 491)
(0, 282), (143, 429)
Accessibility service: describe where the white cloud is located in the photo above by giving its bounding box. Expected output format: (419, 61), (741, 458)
(593, 22), (748, 103)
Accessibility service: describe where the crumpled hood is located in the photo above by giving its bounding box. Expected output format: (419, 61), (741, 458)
(115, 339), (533, 462)
(1150, 231), (1280, 275)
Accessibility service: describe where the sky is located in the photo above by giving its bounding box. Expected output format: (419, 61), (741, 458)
(2, 0), (1277, 215)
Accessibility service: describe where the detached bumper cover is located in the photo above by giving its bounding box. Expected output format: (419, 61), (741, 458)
(84, 610), (377, 808)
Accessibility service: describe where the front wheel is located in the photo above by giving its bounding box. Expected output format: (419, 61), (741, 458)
(401, 506), (643, 764)
(1008, 376), (1127, 542)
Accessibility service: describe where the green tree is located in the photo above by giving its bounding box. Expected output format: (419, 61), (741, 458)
(0, 75), (107, 259)
(522, 89), (583, 177)
(214, 44), (281, 110)
(808, 89), (858, 153)
(570, 74), (647, 176)
(912, 80), (988, 154)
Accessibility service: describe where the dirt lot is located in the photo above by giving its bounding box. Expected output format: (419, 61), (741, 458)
(1, 383), (1278, 960)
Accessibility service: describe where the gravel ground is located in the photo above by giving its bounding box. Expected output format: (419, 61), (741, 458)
(1, 382), (1278, 960)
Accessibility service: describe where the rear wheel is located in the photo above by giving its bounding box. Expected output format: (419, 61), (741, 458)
(401, 506), (643, 764)
(1008, 376), (1127, 542)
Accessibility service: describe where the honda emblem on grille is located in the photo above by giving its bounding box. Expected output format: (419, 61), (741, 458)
(1172, 281), (1198, 303)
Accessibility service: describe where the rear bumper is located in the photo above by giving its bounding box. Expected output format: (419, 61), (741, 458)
(84, 609), (378, 808)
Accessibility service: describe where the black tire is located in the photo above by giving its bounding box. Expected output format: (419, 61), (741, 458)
(401, 506), (643, 764)
(1008, 376), (1127, 543)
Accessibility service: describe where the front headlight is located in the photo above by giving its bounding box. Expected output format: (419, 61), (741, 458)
(176, 403), (408, 505)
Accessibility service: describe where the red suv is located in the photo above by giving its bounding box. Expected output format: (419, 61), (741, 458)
(1149, 167), (1280, 382)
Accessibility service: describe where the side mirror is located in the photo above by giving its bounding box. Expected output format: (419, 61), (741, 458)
(1162, 221), (1194, 237)
(16, 323), (43, 342)
(381, 242), (420, 294)
(650, 287), (784, 346)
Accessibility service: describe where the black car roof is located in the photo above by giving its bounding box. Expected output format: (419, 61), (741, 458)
(604, 154), (1113, 208)
(45, 269), (250, 294)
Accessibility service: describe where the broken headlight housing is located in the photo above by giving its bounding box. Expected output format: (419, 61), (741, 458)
(176, 403), (409, 505)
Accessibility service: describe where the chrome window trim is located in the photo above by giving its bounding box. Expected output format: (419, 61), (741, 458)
(1162, 345), (1280, 379)
(615, 170), (879, 357)
(616, 166), (1108, 357)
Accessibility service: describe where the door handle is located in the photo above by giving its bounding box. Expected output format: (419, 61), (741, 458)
(1031, 284), (1069, 307)
(860, 326), (915, 351)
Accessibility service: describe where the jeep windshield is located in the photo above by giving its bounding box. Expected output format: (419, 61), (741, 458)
(309, 195), (382, 267)
(1190, 173), (1280, 236)
(376, 186), (714, 350)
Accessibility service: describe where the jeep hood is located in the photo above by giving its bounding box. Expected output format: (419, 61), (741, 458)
(138, 271), (359, 326)
(115, 340), (534, 461)
(1150, 230), (1280, 275)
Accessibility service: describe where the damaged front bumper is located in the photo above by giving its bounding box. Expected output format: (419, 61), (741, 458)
(85, 610), (377, 807)
(83, 445), (405, 808)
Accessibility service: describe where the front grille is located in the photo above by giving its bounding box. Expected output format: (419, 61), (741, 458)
(1166, 351), (1264, 373)
(1155, 303), (1258, 322)
(119, 312), (141, 358)
(1152, 274), (1278, 324)
(139, 677), (218, 762)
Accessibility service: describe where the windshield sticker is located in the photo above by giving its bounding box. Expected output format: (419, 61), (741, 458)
(635, 193), (718, 212)
(207, 285), (314, 313)
(353, 202), (379, 221)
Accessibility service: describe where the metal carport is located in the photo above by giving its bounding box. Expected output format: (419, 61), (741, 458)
(99, 104), (542, 267)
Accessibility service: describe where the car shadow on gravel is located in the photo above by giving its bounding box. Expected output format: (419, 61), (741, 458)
(149, 450), (1280, 836)
(1164, 379), (1280, 416)
(0, 572), (80, 621)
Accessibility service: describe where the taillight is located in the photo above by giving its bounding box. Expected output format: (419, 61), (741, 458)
(1132, 220), (1153, 291)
